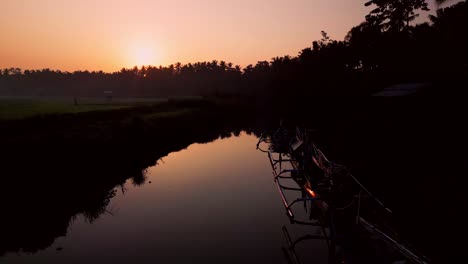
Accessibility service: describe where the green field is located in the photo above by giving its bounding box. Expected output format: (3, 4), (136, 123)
(0, 96), (204, 121)
(0, 96), (155, 120)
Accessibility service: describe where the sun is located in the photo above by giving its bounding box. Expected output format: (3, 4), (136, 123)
(130, 46), (158, 67)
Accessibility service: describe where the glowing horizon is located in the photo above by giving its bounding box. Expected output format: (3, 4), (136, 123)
(0, 0), (439, 72)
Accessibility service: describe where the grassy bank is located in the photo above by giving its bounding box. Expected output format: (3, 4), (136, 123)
(0, 96), (229, 140)
(0, 96), (174, 120)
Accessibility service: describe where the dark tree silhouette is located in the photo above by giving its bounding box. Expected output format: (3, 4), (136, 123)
(365, 0), (429, 32)
(0, 1), (465, 99)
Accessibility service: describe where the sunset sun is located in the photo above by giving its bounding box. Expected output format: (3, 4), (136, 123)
(130, 46), (158, 67)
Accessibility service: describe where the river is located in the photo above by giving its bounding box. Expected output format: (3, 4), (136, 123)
(2, 132), (328, 264)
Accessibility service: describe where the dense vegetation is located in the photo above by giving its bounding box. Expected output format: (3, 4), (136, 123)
(1, 1), (466, 99)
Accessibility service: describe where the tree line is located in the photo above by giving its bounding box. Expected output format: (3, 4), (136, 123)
(0, 0), (466, 98)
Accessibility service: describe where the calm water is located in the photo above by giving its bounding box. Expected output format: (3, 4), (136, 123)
(3, 132), (328, 264)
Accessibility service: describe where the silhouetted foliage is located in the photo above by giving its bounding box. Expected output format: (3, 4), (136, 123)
(0, 1), (466, 100)
(365, 0), (429, 32)
(429, 1), (468, 76)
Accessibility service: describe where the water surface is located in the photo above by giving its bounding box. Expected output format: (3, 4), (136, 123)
(3, 132), (328, 264)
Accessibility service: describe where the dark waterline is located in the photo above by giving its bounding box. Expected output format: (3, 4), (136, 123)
(2, 132), (328, 264)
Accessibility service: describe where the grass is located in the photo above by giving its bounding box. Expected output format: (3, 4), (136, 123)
(0, 96), (209, 121)
(142, 109), (195, 120)
(0, 99), (132, 120)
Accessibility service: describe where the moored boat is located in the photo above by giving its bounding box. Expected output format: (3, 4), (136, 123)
(257, 126), (429, 264)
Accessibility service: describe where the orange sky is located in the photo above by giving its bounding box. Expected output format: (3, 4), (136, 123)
(0, 0), (438, 72)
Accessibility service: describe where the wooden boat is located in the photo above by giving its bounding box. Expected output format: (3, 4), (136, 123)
(257, 126), (430, 264)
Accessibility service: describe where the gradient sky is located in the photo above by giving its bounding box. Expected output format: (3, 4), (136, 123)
(0, 0), (440, 72)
